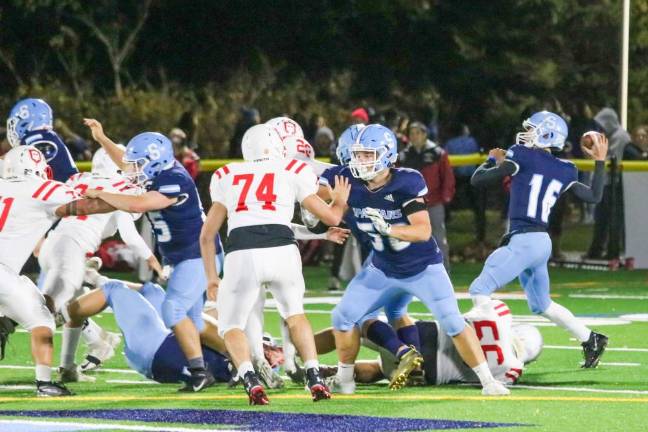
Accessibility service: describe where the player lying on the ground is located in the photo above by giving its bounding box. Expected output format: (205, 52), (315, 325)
(83, 119), (224, 393)
(63, 260), (232, 385)
(313, 300), (541, 386)
(200, 123), (350, 405)
(317, 124), (509, 396)
(40, 147), (164, 381)
(0, 146), (116, 396)
(469, 111), (609, 368)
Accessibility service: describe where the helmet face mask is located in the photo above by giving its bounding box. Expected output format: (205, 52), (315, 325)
(348, 124), (397, 181)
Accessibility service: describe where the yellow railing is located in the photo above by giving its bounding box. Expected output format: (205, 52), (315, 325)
(75, 154), (648, 172)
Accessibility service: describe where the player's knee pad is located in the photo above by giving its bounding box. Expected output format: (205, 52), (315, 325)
(438, 313), (466, 337)
(161, 298), (187, 328)
(332, 304), (357, 332)
(469, 272), (498, 297)
(528, 297), (552, 315)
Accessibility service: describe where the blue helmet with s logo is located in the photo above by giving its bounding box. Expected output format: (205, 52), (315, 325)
(516, 111), (568, 150)
(349, 124), (397, 180)
(123, 132), (174, 185)
(6, 98), (54, 148)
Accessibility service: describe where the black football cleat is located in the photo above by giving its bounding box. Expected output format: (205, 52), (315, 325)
(243, 371), (269, 405)
(306, 367), (331, 402)
(581, 331), (608, 368)
(178, 367), (216, 392)
(286, 365), (306, 385)
(36, 381), (73, 397)
(0, 317), (17, 360)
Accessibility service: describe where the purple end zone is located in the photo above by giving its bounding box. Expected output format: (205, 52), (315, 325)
(0, 409), (524, 431)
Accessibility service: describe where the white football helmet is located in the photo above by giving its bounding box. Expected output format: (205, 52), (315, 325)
(2, 145), (51, 180)
(511, 324), (543, 364)
(284, 136), (315, 160)
(92, 145), (126, 177)
(241, 124), (286, 162)
(265, 116), (304, 141)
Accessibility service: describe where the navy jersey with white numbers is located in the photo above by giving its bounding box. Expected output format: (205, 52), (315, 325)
(505, 145), (578, 232)
(321, 166), (442, 278)
(147, 161), (220, 265)
(22, 129), (78, 182)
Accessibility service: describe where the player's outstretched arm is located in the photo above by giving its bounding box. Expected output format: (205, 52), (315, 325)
(55, 198), (116, 218)
(471, 149), (517, 187)
(85, 189), (177, 213)
(302, 175), (350, 226)
(200, 202), (227, 302)
(569, 133), (609, 203)
(83, 118), (127, 170)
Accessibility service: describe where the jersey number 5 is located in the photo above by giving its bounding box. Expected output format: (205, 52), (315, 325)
(0, 197), (15, 232)
(233, 173), (277, 212)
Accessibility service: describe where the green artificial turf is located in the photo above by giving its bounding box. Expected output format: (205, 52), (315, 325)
(0, 263), (647, 431)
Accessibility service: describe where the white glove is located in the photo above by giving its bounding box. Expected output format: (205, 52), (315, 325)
(365, 207), (392, 236)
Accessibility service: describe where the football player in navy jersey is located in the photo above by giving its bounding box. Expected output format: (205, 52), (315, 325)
(64, 260), (232, 386)
(319, 125), (422, 391)
(469, 111), (609, 368)
(321, 124), (509, 396)
(82, 118), (222, 392)
(6, 98), (78, 182)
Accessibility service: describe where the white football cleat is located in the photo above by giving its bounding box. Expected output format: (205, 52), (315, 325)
(254, 358), (284, 389)
(83, 257), (103, 286)
(325, 375), (356, 395)
(79, 331), (121, 372)
(481, 381), (510, 396)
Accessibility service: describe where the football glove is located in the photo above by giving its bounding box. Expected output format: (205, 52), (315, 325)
(365, 207), (392, 236)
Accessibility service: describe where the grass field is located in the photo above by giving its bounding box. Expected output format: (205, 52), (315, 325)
(1, 263), (647, 431)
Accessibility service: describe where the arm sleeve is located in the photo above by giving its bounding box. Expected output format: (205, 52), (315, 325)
(318, 167), (336, 186)
(291, 223), (327, 240)
(566, 161), (606, 203)
(295, 165), (319, 203)
(470, 160), (518, 187)
(155, 173), (184, 198)
(116, 211), (153, 259)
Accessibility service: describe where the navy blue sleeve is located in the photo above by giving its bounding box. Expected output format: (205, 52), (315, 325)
(153, 171), (187, 198)
(504, 145), (528, 175)
(24, 132), (78, 182)
(399, 169), (428, 204)
(319, 165), (340, 186)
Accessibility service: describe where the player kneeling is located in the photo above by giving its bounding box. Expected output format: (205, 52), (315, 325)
(200, 124), (350, 405)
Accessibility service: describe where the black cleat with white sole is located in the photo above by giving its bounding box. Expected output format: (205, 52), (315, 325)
(581, 331), (608, 368)
(178, 367), (216, 392)
(36, 381), (73, 397)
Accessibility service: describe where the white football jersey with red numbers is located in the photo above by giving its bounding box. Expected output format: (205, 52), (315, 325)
(436, 300), (524, 384)
(209, 158), (318, 233)
(52, 173), (142, 254)
(0, 177), (79, 273)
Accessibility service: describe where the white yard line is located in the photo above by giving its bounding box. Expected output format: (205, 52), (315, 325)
(569, 294), (648, 300)
(0, 385), (32, 391)
(0, 419), (228, 432)
(0, 365), (138, 374)
(106, 379), (159, 385)
(601, 362), (641, 367)
(513, 384), (648, 395)
(544, 345), (648, 353)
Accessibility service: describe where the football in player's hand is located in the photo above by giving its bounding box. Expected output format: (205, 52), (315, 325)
(581, 131), (602, 151)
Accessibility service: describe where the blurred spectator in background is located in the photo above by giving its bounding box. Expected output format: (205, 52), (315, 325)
(568, 103), (598, 224)
(55, 119), (91, 161)
(444, 123), (486, 244)
(400, 121), (455, 269)
(350, 107), (369, 125)
(314, 126), (335, 159)
(305, 114), (326, 142)
(585, 108), (631, 259)
(170, 127), (200, 182)
(421, 105), (439, 142)
(624, 125), (648, 160)
(229, 107), (260, 158)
